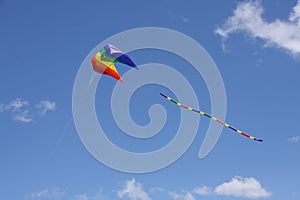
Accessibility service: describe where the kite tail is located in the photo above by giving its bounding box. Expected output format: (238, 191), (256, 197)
(160, 93), (263, 142)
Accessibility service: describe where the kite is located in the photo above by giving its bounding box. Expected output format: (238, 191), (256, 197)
(160, 93), (263, 142)
(91, 44), (137, 82)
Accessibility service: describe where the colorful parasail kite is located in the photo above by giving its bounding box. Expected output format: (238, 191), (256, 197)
(91, 44), (137, 82)
(160, 93), (263, 142)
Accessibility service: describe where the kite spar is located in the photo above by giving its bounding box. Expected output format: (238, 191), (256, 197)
(160, 93), (263, 142)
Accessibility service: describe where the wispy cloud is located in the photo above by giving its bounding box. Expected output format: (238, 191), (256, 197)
(169, 191), (195, 200)
(15, 110), (32, 122)
(192, 185), (212, 195)
(73, 189), (108, 200)
(73, 194), (89, 200)
(215, 0), (300, 56)
(30, 188), (66, 199)
(165, 9), (190, 24)
(36, 100), (56, 115)
(288, 136), (300, 143)
(149, 187), (165, 194)
(1, 98), (56, 122)
(117, 179), (151, 200)
(214, 176), (271, 199)
(29, 177), (270, 200)
(5, 98), (29, 112)
(166, 176), (270, 199)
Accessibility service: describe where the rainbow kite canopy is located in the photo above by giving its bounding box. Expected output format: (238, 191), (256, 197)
(91, 44), (137, 82)
(160, 93), (263, 142)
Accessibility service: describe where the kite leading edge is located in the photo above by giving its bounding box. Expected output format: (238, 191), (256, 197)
(160, 93), (263, 142)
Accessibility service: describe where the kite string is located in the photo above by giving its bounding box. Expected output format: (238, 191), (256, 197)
(32, 79), (96, 188)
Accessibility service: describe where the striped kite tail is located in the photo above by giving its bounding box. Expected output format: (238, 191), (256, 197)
(160, 93), (263, 142)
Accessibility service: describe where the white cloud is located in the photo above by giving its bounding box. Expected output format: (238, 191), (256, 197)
(5, 98), (29, 112)
(0, 98), (56, 122)
(214, 176), (271, 199)
(169, 191), (195, 200)
(73, 190), (108, 200)
(149, 187), (165, 194)
(15, 110), (32, 122)
(117, 177), (270, 200)
(216, 0), (300, 56)
(29, 178), (270, 200)
(36, 100), (56, 115)
(73, 194), (89, 200)
(288, 136), (300, 143)
(192, 185), (212, 195)
(30, 188), (66, 199)
(117, 179), (151, 200)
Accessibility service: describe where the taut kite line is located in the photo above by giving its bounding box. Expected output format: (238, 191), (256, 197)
(160, 93), (263, 142)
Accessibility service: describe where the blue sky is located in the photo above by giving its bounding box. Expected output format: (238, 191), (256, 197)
(1, 0), (300, 199)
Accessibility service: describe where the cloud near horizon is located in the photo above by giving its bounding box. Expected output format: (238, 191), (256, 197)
(116, 177), (270, 200)
(28, 177), (271, 200)
(168, 177), (270, 199)
(117, 179), (152, 200)
(215, 0), (300, 56)
(169, 190), (195, 200)
(30, 188), (66, 199)
(214, 176), (271, 199)
(73, 189), (108, 200)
